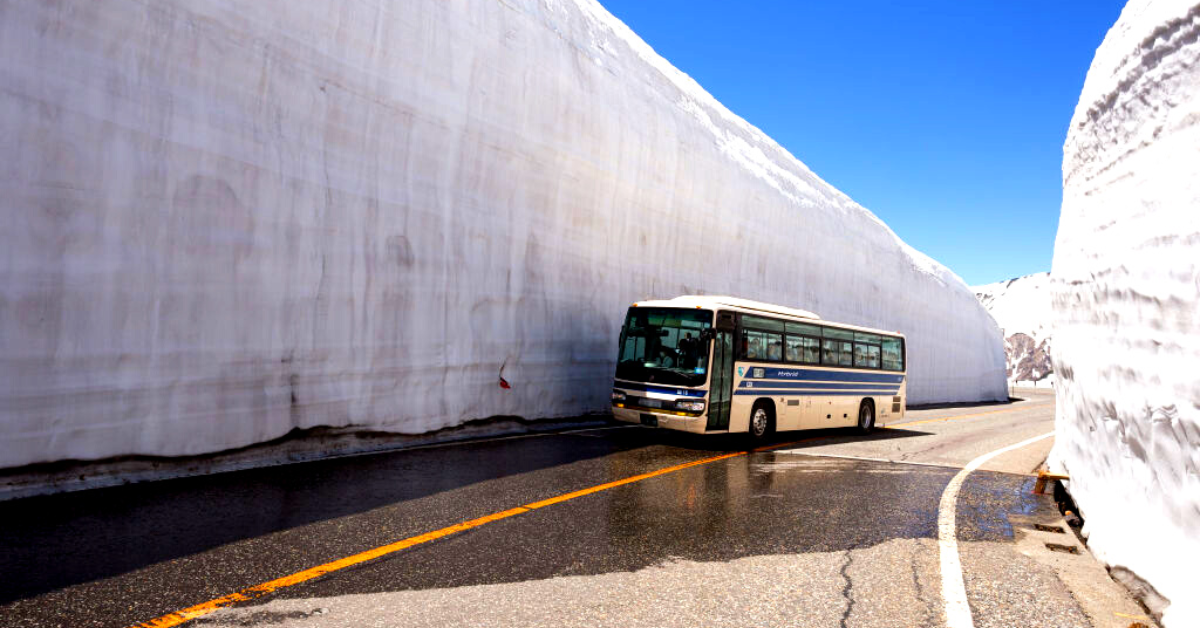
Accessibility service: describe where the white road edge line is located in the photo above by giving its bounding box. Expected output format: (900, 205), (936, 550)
(938, 430), (1055, 628)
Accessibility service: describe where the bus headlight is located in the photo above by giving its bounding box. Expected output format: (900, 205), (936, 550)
(675, 400), (706, 413)
(611, 390), (626, 403)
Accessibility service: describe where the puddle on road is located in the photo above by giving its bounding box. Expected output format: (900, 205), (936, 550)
(749, 452), (1052, 544)
(957, 474), (1052, 541)
(752, 462), (939, 475)
(749, 452), (954, 478)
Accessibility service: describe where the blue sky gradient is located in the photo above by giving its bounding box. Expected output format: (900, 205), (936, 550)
(598, 0), (1127, 286)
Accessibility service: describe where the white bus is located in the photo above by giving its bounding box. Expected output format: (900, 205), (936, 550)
(611, 296), (906, 440)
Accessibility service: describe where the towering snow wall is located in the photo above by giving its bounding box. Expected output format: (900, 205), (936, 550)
(1051, 1), (1200, 624)
(0, 0), (1006, 469)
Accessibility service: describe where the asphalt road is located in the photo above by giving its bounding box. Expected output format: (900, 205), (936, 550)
(0, 390), (1151, 627)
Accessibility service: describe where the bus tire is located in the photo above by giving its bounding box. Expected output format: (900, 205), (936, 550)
(857, 399), (875, 433)
(749, 400), (775, 441)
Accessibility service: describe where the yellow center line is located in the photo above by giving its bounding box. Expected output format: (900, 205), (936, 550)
(130, 450), (751, 627)
(129, 402), (1050, 627)
(522, 451), (745, 510)
(132, 506), (534, 627)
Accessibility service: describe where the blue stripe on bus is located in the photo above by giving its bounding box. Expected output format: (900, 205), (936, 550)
(741, 367), (904, 384)
(738, 381), (898, 391)
(613, 381), (707, 398)
(734, 389), (899, 396)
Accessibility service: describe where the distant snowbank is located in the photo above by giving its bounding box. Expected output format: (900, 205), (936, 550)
(972, 272), (1052, 343)
(1051, 1), (1200, 625)
(972, 273), (1055, 383)
(0, 0), (1005, 470)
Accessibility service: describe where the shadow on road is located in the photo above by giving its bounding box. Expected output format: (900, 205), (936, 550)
(0, 406), (984, 604)
(0, 422), (652, 604)
(906, 397), (1026, 411)
(640, 424), (933, 453)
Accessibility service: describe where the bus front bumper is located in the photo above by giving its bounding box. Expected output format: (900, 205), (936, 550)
(612, 406), (707, 434)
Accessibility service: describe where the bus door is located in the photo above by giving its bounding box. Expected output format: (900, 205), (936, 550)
(706, 311), (736, 431)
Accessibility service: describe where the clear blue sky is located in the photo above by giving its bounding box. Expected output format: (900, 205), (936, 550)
(599, 0), (1127, 286)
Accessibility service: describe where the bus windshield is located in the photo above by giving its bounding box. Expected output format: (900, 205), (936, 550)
(616, 308), (712, 387)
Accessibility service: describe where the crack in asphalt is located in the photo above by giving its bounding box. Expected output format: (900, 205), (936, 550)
(909, 542), (937, 628)
(838, 549), (855, 628)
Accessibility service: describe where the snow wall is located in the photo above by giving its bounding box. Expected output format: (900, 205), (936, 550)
(0, 0), (1006, 470)
(1050, 0), (1200, 624)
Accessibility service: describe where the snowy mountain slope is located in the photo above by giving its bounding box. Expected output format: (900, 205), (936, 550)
(972, 272), (1052, 341)
(1050, 0), (1200, 625)
(0, 0), (1005, 470)
(972, 272), (1054, 383)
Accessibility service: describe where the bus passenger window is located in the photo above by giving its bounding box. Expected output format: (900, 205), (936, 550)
(822, 327), (855, 366)
(745, 330), (782, 362)
(788, 335), (820, 364)
(822, 339), (839, 365)
(786, 336), (802, 362)
(802, 337), (821, 364)
(882, 338), (903, 371)
(744, 331), (766, 360)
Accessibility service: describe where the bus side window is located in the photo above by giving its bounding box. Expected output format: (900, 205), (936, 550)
(822, 339), (838, 365)
(744, 330), (762, 360)
(882, 337), (903, 371)
(802, 337), (821, 364)
(788, 335), (819, 364)
(745, 330), (782, 362)
(821, 327), (854, 367)
(767, 337), (782, 361)
(785, 336), (802, 362)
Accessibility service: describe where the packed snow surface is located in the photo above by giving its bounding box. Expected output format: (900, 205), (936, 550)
(0, 0), (1006, 469)
(972, 273), (1055, 383)
(1051, 1), (1200, 625)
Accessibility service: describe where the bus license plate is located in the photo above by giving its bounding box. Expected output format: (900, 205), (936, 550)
(640, 413), (658, 427)
(641, 399), (662, 408)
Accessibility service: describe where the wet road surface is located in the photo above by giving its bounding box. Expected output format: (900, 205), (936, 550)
(0, 391), (1147, 627)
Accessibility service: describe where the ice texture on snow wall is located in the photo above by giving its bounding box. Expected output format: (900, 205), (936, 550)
(0, 0), (1006, 469)
(1051, 0), (1200, 624)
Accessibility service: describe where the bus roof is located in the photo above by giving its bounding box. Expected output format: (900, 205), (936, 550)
(630, 295), (905, 338)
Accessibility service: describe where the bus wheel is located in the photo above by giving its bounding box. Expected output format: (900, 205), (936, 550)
(749, 401), (774, 441)
(857, 400), (875, 433)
